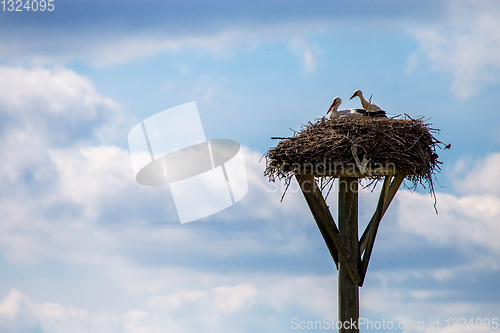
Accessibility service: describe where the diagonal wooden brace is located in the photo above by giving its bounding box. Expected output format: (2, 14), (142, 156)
(295, 173), (362, 285)
(295, 174), (338, 267)
(359, 174), (405, 255)
(358, 174), (405, 285)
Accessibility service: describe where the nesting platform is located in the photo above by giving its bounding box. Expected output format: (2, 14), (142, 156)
(264, 115), (445, 333)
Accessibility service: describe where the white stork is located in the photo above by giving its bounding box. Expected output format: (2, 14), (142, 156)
(327, 97), (364, 119)
(350, 89), (382, 111)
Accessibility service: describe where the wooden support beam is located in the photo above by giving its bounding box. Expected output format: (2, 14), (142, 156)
(358, 174), (405, 285)
(382, 173), (405, 214)
(295, 174), (338, 267)
(294, 174), (339, 267)
(359, 176), (391, 256)
(359, 174), (405, 255)
(295, 174), (361, 285)
(338, 177), (359, 333)
(359, 176), (390, 285)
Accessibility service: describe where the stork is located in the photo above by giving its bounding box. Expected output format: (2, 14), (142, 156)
(327, 97), (365, 119)
(350, 89), (382, 111)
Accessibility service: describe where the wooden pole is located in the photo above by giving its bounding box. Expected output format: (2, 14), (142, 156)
(338, 177), (359, 333)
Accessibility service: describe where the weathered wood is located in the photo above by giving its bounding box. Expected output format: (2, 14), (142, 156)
(317, 224), (339, 268)
(295, 175), (339, 269)
(359, 176), (391, 256)
(295, 174), (338, 267)
(382, 173), (405, 213)
(359, 174), (405, 256)
(358, 174), (405, 285)
(295, 174), (361, 284)
(359, 176), (390, 285)
(338, 177), (359, 333)
(301, 178), (339, 267)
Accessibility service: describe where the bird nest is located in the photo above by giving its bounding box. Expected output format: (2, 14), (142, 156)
(264, 115), (445, 195)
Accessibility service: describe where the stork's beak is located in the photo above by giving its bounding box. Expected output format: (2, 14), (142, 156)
(326, 102), (335, 114)
(349, 93), (356, 100)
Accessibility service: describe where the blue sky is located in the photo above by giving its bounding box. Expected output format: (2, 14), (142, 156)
(1, 0), (500, 332)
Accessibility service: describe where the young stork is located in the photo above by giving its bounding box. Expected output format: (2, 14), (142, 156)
(350, 89), (382, 111)
(327, 97), (365, 119)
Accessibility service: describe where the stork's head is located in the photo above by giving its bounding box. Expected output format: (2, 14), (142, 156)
(327, 96), (342, 114)
(350, 89), (362, 100)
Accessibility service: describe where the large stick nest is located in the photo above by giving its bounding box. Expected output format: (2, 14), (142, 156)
(264, 115), (444, 194)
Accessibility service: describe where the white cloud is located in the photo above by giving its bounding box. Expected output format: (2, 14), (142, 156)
(0, 290), (40, 332)
(0, 289), (120, 333)
(0, 66), (138, 263)
(149, 283), (258, 315)
(138, 273), (336, 333)
(0, 272), (337, 333)
(396, 151), (500, 266)
(453, 152), (500, 196)
(398, 191), (500, 258)
(0, 65), (115, 118)
(0, 65), (132, 147)
(407, 0), (500, 99)
(48, 145), (134, 219)
(289, 39), (322, 73)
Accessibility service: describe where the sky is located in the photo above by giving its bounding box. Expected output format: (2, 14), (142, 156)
(1, 0), (500, 332)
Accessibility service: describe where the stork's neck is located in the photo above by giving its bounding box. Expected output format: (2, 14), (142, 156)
(329, 103), (340, 119)
(329, 109), (339, 119)
(358, 93), (370, 109)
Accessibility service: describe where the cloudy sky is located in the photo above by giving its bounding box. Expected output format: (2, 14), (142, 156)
(1, 0), (500, 332)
